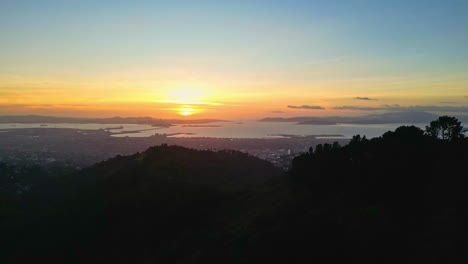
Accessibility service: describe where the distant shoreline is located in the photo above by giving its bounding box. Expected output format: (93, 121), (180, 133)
(0, 121), (432, 140)
(0, 115), (228, 126)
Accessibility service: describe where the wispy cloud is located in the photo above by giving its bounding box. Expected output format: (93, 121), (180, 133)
(0, 104), (52, 108)
(333, 106), (389, 111)
(0, 103), (90, 108)
(287, 105), (325, 110)
(354, 97), (376, 101)
(159, 100), (224, 106)
(271, 111), (286, 113)
(333, 105), (468, 113)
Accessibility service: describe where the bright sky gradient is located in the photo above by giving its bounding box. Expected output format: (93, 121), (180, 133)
(1, 0), (468, 119)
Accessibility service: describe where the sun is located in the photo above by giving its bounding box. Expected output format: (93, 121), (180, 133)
(179, 111), (194, 116)
(175, 107), (197, 116)
(159, 87), (221, 116)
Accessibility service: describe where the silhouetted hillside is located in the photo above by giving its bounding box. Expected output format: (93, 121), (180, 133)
(2, 118), (468, 263)
(86, 145), (279, 189)
(279, 125), (468, 263)
(1, 145), (283, 263)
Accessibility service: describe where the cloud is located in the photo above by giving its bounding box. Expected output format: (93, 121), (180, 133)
(0, 103), (91, 108)
(271, 111), (286, 113)
(354, 97), (376, 101)
(159, 100), (224, 106)
(333, 105), (468, 113)
(287, 105), (325, 110)
(333, 106), (389, 111)
(440, 102), (456, 104)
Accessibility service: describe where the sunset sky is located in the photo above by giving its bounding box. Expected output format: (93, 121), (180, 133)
(1, 0), (468, 119)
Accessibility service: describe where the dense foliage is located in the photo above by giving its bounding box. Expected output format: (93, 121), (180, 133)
(286, 125), (468, 263)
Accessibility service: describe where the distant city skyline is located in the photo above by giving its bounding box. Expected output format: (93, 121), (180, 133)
(1, 0), (468, 118)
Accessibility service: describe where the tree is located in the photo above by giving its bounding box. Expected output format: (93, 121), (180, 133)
(349, 135), (367, 146)
(425, 116), (464, 141)
(382, 125), (426, 143)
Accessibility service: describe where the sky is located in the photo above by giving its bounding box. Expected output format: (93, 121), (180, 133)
(1, 0), (468, 119)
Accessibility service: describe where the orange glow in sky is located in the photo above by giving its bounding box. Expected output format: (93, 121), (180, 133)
(1, 1), (467, 119)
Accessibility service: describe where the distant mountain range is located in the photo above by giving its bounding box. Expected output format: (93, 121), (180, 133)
(0, 115), (227, 126)
(259, 111), (444, 125)
(1, 112), (467, 127)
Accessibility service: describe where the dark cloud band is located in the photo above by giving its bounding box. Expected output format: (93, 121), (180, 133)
(354, 97), (376, 101)
(333, 105), (468, 113)
(287, 105), (325, 110)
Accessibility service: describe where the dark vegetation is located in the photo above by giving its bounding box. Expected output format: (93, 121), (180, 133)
(1, 116), (468, 263)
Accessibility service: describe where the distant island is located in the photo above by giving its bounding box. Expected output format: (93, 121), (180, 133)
(268, 134), (345, 138)
(0, 115), (228, 126)
(181, 124), (222, 128)
(260, 111), (443, 125)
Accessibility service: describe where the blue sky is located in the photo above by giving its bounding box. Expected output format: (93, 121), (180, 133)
(1, 0), (467, 118)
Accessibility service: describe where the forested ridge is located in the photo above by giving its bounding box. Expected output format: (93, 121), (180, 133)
(1, 116), (468, 263)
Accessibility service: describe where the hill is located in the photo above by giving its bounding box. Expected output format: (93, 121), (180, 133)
(1, 145), (283, 263)
(2, 119), (468, 263)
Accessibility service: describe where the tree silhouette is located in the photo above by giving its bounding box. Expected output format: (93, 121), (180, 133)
(425, 116), (464, 141)
(382, 125), (427, 143)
